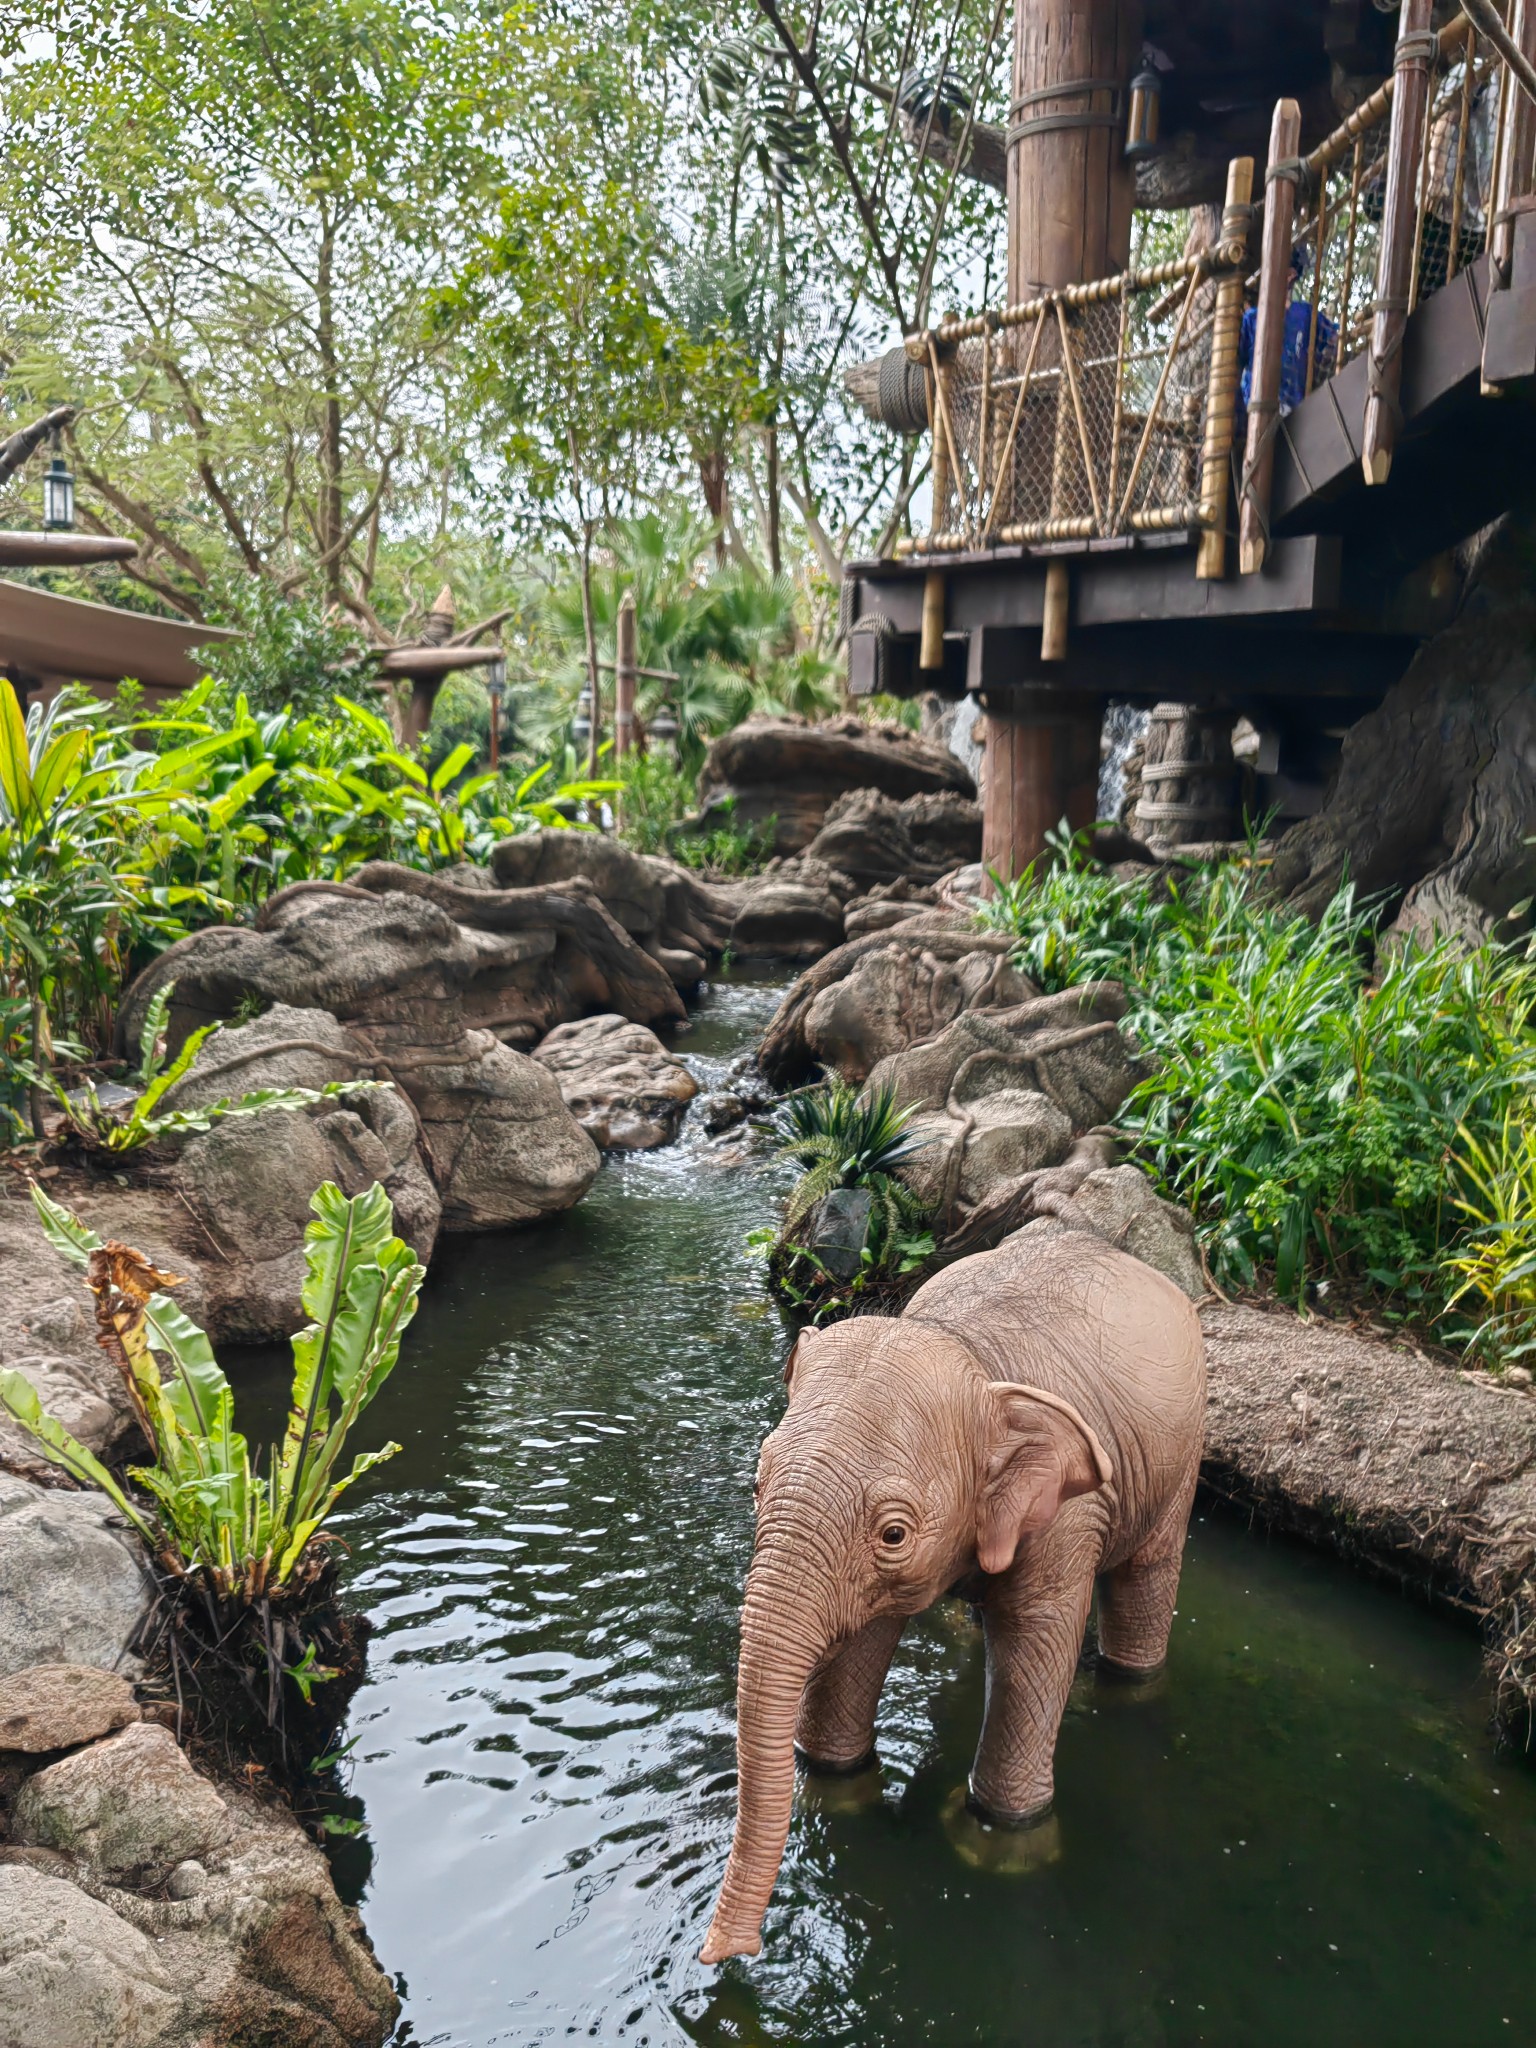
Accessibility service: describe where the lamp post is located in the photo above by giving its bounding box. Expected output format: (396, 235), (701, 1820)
(42, 430), (75, 531)
(485, 650), (507, 771)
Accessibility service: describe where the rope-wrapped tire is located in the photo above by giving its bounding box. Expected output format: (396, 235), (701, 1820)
(876, 346), (931, 434)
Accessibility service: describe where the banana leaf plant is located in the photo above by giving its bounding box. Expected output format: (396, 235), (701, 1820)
(0, 1180), (423, 1604)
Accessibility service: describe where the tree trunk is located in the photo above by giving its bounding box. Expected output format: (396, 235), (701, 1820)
(1268, 515), (1536, 947)
(317, 205), (344, 606)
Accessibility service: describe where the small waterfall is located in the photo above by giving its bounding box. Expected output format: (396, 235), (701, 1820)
(1098, 701), (1149, 822)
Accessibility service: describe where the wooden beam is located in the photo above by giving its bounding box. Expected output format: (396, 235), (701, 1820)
(1361, 0), (1435, 485)
(614, 587), (637, 761)
(1240, 101), (1304, 575)
(1196, 154), (1256, 579)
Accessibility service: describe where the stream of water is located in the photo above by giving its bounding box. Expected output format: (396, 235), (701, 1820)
(244, 971), (1536, 2047)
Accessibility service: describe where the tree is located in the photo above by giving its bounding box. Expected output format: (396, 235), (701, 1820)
(0, 0), (525, 628)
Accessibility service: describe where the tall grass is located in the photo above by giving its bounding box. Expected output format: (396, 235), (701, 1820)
(981, 833), (1536, 1344)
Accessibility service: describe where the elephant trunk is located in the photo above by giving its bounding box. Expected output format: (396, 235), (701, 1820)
(699, 1559), (831, 1965)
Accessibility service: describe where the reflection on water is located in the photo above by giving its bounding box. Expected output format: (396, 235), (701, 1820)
(261, 972), (1536, 2047)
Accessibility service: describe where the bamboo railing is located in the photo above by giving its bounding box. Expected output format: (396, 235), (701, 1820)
(898, 5), (1536, 572)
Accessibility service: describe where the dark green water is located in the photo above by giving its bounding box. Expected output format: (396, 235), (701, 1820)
(270, 973), (1536, 2047)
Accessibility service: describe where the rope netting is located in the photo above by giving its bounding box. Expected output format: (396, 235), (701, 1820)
(1296, 32), (1502, 396)
(918, 259), (1233, 552)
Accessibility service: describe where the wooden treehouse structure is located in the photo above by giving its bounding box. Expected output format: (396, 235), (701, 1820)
(844, 0), (1536, 873)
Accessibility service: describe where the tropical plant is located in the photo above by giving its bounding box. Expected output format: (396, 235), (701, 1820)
(978, 829), (1536, 1347)
(47, 981), (383, 1158)
(1445, 1111), (1536, 1364)
(1, 1180), (422, 1603)
(772, 1077), (932, 1261)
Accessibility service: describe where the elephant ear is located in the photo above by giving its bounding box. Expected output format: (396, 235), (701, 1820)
(975, 1383), (1114, 1575)
(782, 1327), (823, 1400)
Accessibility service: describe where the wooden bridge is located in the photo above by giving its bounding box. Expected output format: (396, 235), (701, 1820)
(843, 1), (1536, 869)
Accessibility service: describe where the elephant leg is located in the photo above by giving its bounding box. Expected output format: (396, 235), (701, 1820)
(969, 1549), (1097, 1824)
(795, 1613), (906, 1770)
(1096, 1463), (1198, 1676)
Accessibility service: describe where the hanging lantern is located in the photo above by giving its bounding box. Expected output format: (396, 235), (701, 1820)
(42, 439), (75, 531)
(1125, 68), (1163, 159)
(485, 652), (507, 770)
(649, 706), (680, 753)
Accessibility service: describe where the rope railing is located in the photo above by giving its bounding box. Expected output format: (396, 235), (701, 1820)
(897, 6), (1536, 570)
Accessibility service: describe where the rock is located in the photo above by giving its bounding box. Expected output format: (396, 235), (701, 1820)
(1060, 1166), (1206, 1298)
(798, 787), (982, 892)
(843, 879), (939, 940)
(534, 1013), (698, 1150)
(864, 984), (1139, 1131)
(116, 894), (603, 1266)
(0, 1865), (179, 2048)
(154, 1003), (441, 1343)
(696, 1056), (778, 1136)
(407, 1033), (600, 1227)
(901, 1091), (1075, 1211)
(0, 1770), (399, 2047)
(0, 1355), (122, 1490)
(698, 714), (976, 856)
(0, 1474), (153, 1681)
(804, 1189), (875, 1280)
(729, 857), (853, 960)
(1001, 1168), (1205, 1300)
(488, 831), (735, 986)
(14, 1722), (230, 1880)
(1269, 512), (1536, 948)
(0, 1667), (140, 1755)
(758, 918), (1037, 1085)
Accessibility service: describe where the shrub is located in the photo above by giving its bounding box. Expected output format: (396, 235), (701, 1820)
(979, 828), (1536, 1349)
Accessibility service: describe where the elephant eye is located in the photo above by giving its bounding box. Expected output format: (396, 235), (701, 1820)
(880, 1523), (908, 1547)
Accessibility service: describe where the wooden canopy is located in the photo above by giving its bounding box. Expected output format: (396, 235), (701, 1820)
(0, 579), (239, 701)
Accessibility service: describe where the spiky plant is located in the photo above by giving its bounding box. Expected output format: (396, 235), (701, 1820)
(772, 1078), (932, 1262)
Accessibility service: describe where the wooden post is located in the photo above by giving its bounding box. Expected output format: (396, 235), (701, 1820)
(919, 571), (946, 672)
(982, 0), (1139, 880)
(1362, 0), (1436, 486)
(1041, 560), (1070, 660)
(614, 588), (637, 762)
(1239, 101), (1303, 576)
(1195, 155), (1255, 581)
(1489, 3), (1536, 285)
(981, 690), (1104, 880)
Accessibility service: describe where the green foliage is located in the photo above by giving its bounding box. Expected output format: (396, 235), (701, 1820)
(771, 1077), (932, 1268)
(194, 587), (378, 720)
(2, 1181), (422, 1603)
(979, 829), (1536, 1352)
(1445, 1112), (1536, 1363)
(48, 980), (384, 1157)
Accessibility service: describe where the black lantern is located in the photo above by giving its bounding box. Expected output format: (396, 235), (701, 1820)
(485, 651), (507, 770)
(649, 706), (680, 754)
(42, 434), (75, 531)
(1125, 67), (1162, 159)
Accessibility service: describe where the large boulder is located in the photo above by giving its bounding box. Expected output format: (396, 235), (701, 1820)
(0, 1745), (399, 2047)
(698, 714), (976, 855)
(0, 1475), (152, 1682)
(0, 1666), (140, 1756)
(534, 1013), (698, 1150)
(488, 831), (734, 985)
(729, 856), (856, 961)
(1003, 1168), (1206, 1300)
(115, 895), (603, 1265)
(758, 917), (1036, 1085)
(156, 1003), (441, 1342)
(798, 787), (981, 892)
(14, 1723), (231, 1882)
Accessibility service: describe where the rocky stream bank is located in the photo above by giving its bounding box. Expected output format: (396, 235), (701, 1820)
(2, 713), (1533, 2042)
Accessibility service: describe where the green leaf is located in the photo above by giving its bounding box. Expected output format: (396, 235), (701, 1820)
(429, 742), (475, 793)
(0, 678), (36, 823)
(0, 1370), (156, 1540)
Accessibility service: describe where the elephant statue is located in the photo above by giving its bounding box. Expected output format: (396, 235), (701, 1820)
(699, 1228), (1206, 1965)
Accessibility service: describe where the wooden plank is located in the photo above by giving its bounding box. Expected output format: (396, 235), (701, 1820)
(1482, 209), (1536, 385)
(966, 620), (1419, 703)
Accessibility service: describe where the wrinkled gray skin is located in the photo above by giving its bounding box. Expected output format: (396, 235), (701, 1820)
(700, 1230), (1205, 1965)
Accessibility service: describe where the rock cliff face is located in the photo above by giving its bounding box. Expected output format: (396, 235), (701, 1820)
(697, 714), (976, 855)
(1269, 515), (1536, 950)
